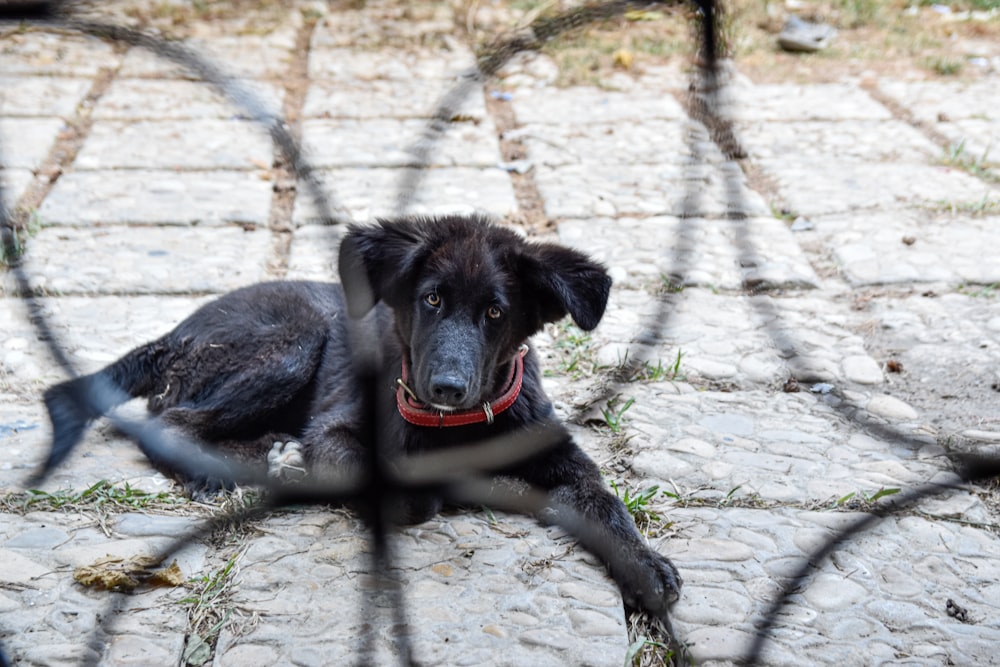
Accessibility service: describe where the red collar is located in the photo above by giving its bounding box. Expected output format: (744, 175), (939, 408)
(396, 345), (528, 428)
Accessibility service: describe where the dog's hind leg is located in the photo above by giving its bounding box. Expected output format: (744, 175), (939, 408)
(39, 341), (166, 480)
(149, 407), (302, 492)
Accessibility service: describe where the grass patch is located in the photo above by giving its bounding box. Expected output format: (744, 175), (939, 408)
(832, 486), (901, 510)
(0, 209), (42, 269)
(958, 282), (999, 297)
(0, 480), (190, 515)
(941, 139), (998, 183)
(617, 346), (686, 384)
(547, 319), (598, 378)
(928, 194), (1000, 216)
(181, 551), (250, 667)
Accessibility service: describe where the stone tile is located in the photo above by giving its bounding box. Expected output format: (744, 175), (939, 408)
(76, 119), (272, 170)
(0, 32), (120, 76)
(736, 119), (940, 162)
(308, 46), (477, 81)
(301, 117), (501, 168)
(302, 78), (488, 120)
(117, 28), (298, 79)
(937, 118), (1000, 169)
(0, 295), (209, 389)
(214, 511), (627, 666)
(293, 167), (517, 223)
(711, 83), (892, 121)
(0, 513), (196, 665)
(667, 506), (1000, 666)
(877, 79), (1000, 123)
(1, 168), (34, 209)
(558, 217), (819, 291)
(0, 117), (65, 170)
(0, 76), (91, 117)
(286, 225), (343, 281)
(519, 120), (725, 167)
(808, 210), (1000, 286)
(16, 225), (271, 295)
(619, 385), (944, 501)
(93, 78), (283, 120)
(38, 170), (273, 226)
(0, 399), (169, 491)
(758, 159), (999, 217)
(510, 86), (686, 124)
(534, 162), (769, 219)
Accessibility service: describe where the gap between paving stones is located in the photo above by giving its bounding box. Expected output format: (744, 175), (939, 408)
(6, 54), (123, 235)
(265, 12), (320, 278)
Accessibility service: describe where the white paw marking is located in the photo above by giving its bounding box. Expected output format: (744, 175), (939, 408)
(267, 441), (307, 482)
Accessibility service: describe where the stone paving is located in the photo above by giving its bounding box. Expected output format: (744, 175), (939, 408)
(1, 2), (1000, 666)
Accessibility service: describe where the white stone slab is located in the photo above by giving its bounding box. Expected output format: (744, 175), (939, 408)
(93, 78), (283, 120)
(301, 118), (501, 168)
(302, 78), (487, 120)
(811, 210), (1000, 286)
(0, 31), (120, 76)
(117, 29), (298, 79)
(0, 76), (91, 117)
(18, 225), (271, 295)
(76, 119), (272, 170)
(758, 159), (999, 217)
(308, 46), (477, 81)
(293, 167), (517, 223)
(0, 117), (65, 170)
(511, 86), (686, 124)
(534, 162), (769, 219)
(286, 224), (343, 281)
(710, 83), (892, 121)
(736, 119), (940, 162)
(519, 120), (725, 167)
(39, 170), (273, 226)
(559, 216), (819, 291)
(1, 168), (34, 209)
(877, 79), (1000, 123)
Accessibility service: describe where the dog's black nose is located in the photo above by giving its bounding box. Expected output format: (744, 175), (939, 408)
(430, 375), (468, 404)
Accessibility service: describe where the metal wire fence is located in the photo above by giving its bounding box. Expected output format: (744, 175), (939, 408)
(1, 1), (998, 666)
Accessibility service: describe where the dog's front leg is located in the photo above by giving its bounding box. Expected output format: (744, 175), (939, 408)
(547, 481), (682, 619)
(520, 444), (682, 621)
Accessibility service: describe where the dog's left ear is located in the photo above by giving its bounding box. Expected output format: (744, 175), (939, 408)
(339, 219), (428, 318)
(520, 244), (612, 331)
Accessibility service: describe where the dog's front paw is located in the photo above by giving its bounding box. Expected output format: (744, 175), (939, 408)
(268, 441), (307, 483)
(615, 548), (683, 619)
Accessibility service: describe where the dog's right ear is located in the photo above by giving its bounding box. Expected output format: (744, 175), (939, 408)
(339, 219), (428, 318)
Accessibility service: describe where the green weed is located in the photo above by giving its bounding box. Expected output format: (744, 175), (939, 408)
(611, 481), (661, 521)
(0, 209), (41, 268)
(834, 487), (901, 509)
(601, 396), (636, 434)
(942, 139), (997, 183)
(550, 320), (596, 378)
(958, 282), (999, 298)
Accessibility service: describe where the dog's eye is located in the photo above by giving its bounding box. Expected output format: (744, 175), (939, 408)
(425, 292), (441, 307)
(487, 305), (502, 320)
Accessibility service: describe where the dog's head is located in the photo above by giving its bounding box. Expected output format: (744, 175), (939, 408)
(339, 215), (611, 411)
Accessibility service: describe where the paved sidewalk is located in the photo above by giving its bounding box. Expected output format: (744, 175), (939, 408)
(2, 2), (1000, 666)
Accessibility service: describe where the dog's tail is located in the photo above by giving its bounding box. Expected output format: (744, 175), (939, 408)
(36, 342), (163, 483)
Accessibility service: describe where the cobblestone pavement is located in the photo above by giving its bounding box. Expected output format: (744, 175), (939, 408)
(2, 2), (1000, 666)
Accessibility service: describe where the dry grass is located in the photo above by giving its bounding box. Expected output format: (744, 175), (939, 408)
(466, 0), (999, 84)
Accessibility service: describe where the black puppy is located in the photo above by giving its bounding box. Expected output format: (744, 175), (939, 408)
(43, 214), (681, 619)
